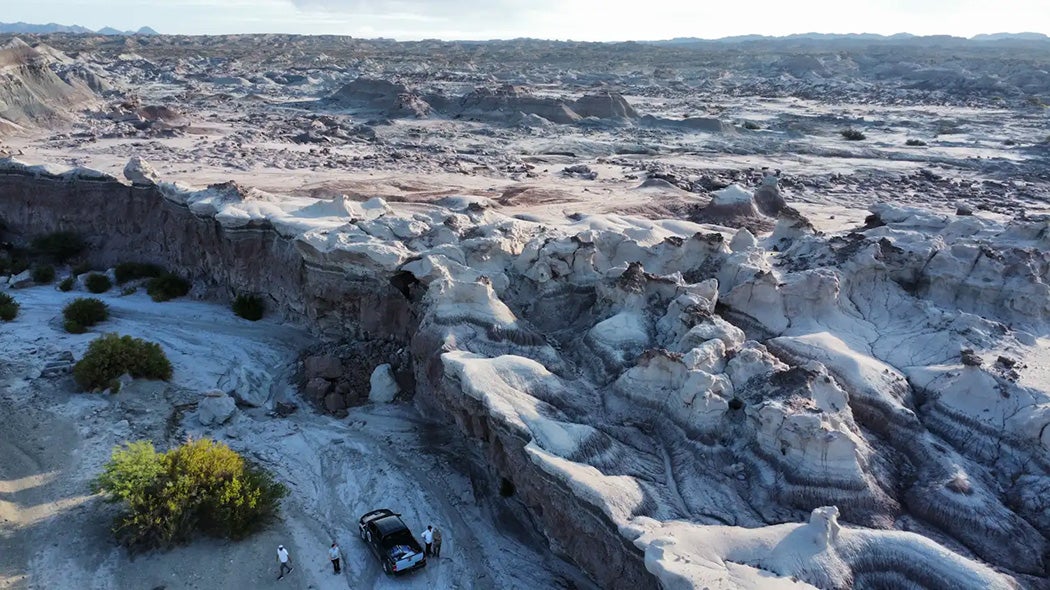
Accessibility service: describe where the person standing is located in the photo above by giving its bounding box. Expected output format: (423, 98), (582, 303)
(277, 544), (293, 579)
(420, 525), (434, 556)
(432, 527), (443, 558)
(329, 542), (342, 574)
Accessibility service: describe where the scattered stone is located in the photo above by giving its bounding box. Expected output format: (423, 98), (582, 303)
(562, 164), (597, 180)
(960, 348), (984, 367)
(198, 390), (237, 426)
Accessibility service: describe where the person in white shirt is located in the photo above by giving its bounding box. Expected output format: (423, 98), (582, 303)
(329, 542), (342, 574)
(421, 525), (434, 556)
(276, 545), (293, 579)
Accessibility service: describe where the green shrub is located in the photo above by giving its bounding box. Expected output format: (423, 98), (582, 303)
(121, 286), (138, 296)
(63, 297), (109, 333)
(93, 439), (287, 550)
(58, 276), (75, 291)
(73, 333), (172, 392)
(840, 128), (866, 141)
(905, 139), (927, 146)
(742, 121), (762, 130)
(146, 273), (190, 302)
(32, 264), (55, 284)
(114, 262), (165, 285)
(32, 231), (86, 263)
(85, 273), (112, 294)
(232, 294), (264, 321)
(71, 261), (92, 276)
(0, 255), (29, 276)
(0, 293), (18, 321)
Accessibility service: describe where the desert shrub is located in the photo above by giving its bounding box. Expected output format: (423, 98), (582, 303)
(905, 139), (927, 146)
(742, 121), (762, 130)
(71, 261), (92, 276)
(58, 276), (75, 291)
(232, 294), (264, 321)
(121, 286), (138, 296)
(93, 439), (287, 550)
(31, 231), (86, 263)
(0, 255), (29, 276)
(1003, 139), (1017, 146)
(31, 264), (56, 284)
(73, 333), (172, 392)
(114, 262), (165, 285)
(0, 293), (18, 321)
(840, 128), (866, 141)
(63, 297), (109, 333)
(85, 273), (112, 294)
(146, 273), (190, 302)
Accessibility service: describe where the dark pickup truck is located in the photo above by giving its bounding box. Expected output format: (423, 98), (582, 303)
(358, 509), (427, 575)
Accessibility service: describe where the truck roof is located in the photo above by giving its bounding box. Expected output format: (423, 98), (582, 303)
(372, 514), (409, 537)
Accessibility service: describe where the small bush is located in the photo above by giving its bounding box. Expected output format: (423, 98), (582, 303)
(146, 273), (190, 302)
(0, 255), (29, 276)
(71, 261), (92, 276)
(32, 231), (86, 263)
(73, 333), (172, 392)
(93, 439), (287, 550)
(114, 262), (165, 285)
(232, 294), (264, 321)
(905, 139), (927, 146)
(840, 128), (866, 141)
(121, 286), (138, 296)
(32, 264), (56, 284)
(63, 297), (109, 333)
(58, 276), (75, 291)
(742, 121), (762, 130)
(85, 273), (112, 294)
(0, 293), (19, 321)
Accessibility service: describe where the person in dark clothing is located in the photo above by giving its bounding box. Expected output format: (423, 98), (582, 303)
(433, 527), (443, 558)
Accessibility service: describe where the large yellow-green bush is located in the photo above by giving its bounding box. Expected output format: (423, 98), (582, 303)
(93, 439), (286, 550)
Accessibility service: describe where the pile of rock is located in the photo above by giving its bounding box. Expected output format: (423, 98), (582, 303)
(298, 340), (412, 416)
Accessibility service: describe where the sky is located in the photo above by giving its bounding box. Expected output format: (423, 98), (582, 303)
(6, 0), (1050, 40)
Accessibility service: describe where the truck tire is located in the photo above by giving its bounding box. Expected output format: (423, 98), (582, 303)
(383, 561), (393, 575)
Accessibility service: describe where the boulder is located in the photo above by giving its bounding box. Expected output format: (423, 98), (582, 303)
(324, 392), (347, 413)
(369, 364), (399, 403)
(304, 354), (343, 380)
(304, 377), (331, 400)
(123, 156), (160, 185)
(217, 364), (275, 407)
(198, 390), (237, 426)
(9, 269), (32, 288)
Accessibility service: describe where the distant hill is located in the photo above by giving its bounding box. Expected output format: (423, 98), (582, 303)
(0, 22), (92, 35)
(0, 21), (158, 35)
(972, 32), (1049, 41)
(646, 32), (1048, 44)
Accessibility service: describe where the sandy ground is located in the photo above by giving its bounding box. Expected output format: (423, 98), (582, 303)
(0, 286), (593, 590)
